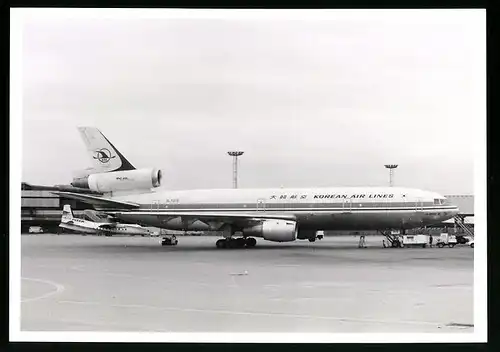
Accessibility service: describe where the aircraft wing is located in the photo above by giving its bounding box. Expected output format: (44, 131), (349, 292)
(52, 192), (140, 209)
(53, 191), (296, 227)
(110, 211), (297, 228)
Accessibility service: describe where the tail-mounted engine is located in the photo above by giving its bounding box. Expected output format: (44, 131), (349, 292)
(71, 168), (162, 193)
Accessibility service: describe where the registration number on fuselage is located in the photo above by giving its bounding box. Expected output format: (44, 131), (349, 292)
(165, 198), (180, 204)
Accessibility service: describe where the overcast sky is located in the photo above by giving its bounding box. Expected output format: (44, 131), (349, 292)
(18, 10), (484, 194)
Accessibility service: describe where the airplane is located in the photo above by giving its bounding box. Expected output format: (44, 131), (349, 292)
(59, 204), (153, 237)
(54, 127), (461, 249)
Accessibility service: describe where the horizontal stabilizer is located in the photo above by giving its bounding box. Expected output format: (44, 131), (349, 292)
(22, 182), (102, 194)
(52, 191), (140, 209)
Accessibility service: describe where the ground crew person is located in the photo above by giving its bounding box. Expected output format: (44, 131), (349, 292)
(429, 235), (433, 248)
(358, 234), (366, 248)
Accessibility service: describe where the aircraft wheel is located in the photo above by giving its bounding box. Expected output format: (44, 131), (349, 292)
(448, 243), (455, 248)
(227, 239), (238, 249)
(216, 239), (226, 249)
(246, 237), (257, 247)
(308, 237), (316, 242)
(226, 240), (233, 248)
(236, 238), (246, 248)
(437, 243), (444, 248)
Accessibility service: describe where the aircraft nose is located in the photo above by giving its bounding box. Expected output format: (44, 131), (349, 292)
(447, 206), (460, 218)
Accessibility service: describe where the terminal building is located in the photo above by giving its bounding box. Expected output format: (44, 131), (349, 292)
(443, 195), (474, 218)
(21, 184), (93, 233)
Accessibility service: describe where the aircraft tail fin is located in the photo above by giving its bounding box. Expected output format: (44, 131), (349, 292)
(77, 127), (136, 174)
(61, 204), (74, 222)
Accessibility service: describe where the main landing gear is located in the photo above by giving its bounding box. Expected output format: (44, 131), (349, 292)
(216, 237), (257, 249)
(307, 234), (324, 242)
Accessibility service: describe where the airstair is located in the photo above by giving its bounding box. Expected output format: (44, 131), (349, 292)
(379, 230), (403, 248)
(454, 215), (474, 238)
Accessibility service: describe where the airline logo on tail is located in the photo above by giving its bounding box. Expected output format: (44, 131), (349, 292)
(93, 148), (116, 164)
(77, 126), (135, 173)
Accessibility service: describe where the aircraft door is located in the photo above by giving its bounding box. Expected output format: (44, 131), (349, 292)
(151, 200), (160, 210)
(256, 198), (266, 212)
(342, 198), (352, 213)
(415, 198), (423, 211)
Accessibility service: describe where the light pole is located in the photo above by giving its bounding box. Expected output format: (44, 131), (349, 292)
(384, 164), (398, 187)
(228, 151), (244, 188)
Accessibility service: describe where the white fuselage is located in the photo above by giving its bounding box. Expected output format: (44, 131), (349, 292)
(105, 186), (459, 232)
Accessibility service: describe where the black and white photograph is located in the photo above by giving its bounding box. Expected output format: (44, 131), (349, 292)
(10, 8), (486, 343)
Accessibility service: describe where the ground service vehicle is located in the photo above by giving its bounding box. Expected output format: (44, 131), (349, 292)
(401, 234), (428, 248)
(436, 233), (458, 248)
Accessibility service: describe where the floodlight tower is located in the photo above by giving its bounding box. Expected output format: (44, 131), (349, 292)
(384, 164), (398, 187)
(228, 151), (244, 189)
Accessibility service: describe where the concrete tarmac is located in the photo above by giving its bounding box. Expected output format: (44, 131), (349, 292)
(21, 234), (474, 333)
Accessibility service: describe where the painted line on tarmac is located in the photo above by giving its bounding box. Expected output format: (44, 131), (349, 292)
(21, 277), (65, 303)
(70, 265), (86, 272)
(56, 299), (445, 327)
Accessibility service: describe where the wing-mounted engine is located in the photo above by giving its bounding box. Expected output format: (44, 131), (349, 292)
(242, 220), (298, 242)
(71, 168), (162, 193)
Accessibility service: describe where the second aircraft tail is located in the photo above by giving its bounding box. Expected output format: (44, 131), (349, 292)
(61, 204), (74, 223)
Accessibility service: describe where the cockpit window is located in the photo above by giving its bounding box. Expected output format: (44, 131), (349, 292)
(434, 198), (446, 205)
